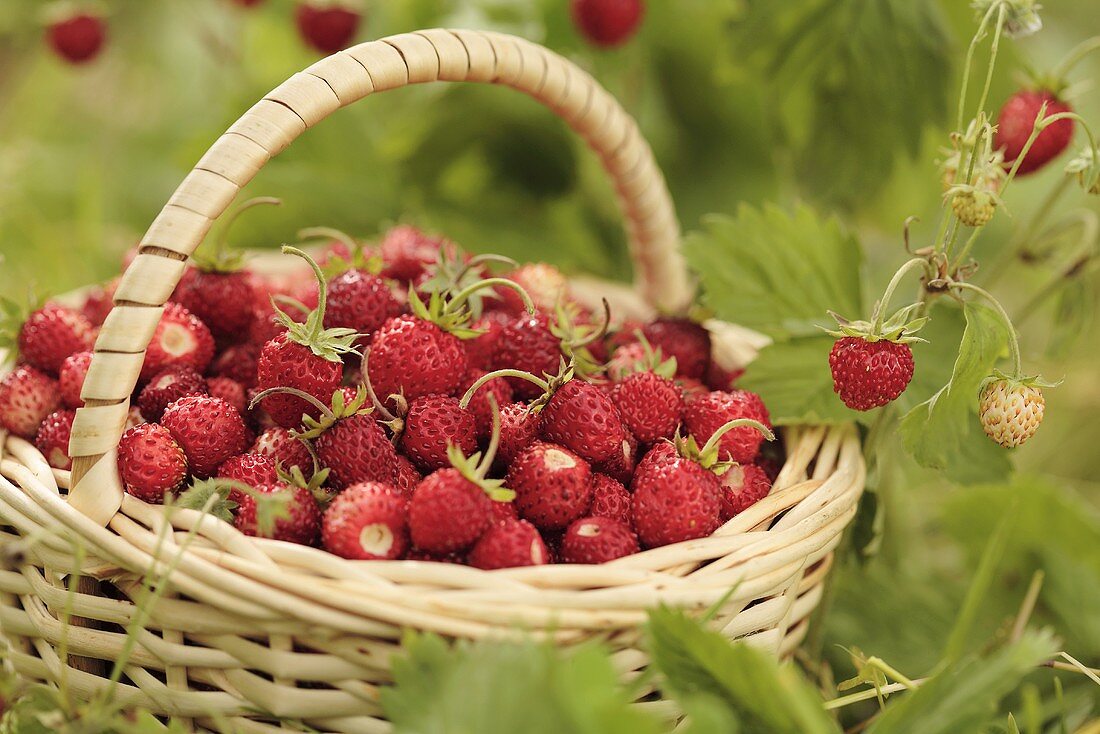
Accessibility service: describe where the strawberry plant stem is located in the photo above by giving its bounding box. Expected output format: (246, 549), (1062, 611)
(460, 369), (548, 408)
(1003, 112), (1097, 193)
(1051, 35), (1100, 81)
(298, 226), (359, 254)
(951, 281), (1023, 375)
(956, 2), (1002, 132)
(973, 4), (1008, 128)
(697, 418), (774, 458)
(949, 228), (982, 273)
(451, 277), (534, 315)
(984, 176), (1073, 287)
(217, 196), (281, 253)
(871, 257), (928, 334)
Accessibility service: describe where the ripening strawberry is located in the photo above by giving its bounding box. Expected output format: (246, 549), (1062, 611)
(995, 90), (1074, 176)
(18, 303), (95, 376)
(611, 370), (683, 444)
(506, 442), (593, 531)
(641, 318), (710, 380)
(593, 431), (638, 486)
(0, 366), (60, 439)
(588, 473), (632, 526)
(117, 423), (189, 503)
(979, 378), (1045, 448)
(399, 395), (478, 473)
(540, 379), (627, 465)
(251, 427), (312, 472)
(493, 314), (562, 399)
(35, 410), (76, 470)
(560, 516), (639, 563)
(459, 369), (515, 441)
(137, 366), (209, 422)
(322, 482), (409, 560)
(495, 401), (541, 469)
(828, 337), (914, 411)
(296, 1), (362, 54)
(292, 392), (399, 490)
(141, 303), (216, 382)
(718, 463), (772, 521)
(58, 350), (93, 409)
(682, 390), (771, 464)
(571, 0), (645, 48)
(80, 280), (116, 326)
(467, 519), (549, 570)
(210, 342), (261, 389)
(173, 267), (257, 343)
(631, 442), (721, 548)
(367, 315), (468, 406)
(393, 454), (421, 498)
(217, 452), (280, 488)
(46, 10), (106, 64)
(379, 225), (449, 283)
(323, 268), (400, 343)
(491, 263), (569, 314)
(207, 376), (247, 415)
(161, 395), (252, 478)
(408, 469), (494, 554)
(235, 482), (322, 546)
(951, 189), (997, 227)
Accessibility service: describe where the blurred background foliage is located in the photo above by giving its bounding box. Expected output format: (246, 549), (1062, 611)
(2, 0), (1100, 727)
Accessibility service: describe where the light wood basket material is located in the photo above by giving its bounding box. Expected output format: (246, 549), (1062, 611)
(0, 29), (866, 733)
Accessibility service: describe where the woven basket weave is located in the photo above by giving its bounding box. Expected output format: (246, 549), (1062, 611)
(0, 29), (865, 732)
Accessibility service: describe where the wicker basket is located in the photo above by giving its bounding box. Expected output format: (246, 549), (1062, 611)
(0, 29), (865, 732)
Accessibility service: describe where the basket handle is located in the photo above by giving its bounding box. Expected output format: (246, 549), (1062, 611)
(68, 29), (689, 525)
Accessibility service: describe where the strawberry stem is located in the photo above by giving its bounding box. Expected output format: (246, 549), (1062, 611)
(698, 418), (775, 459)
(459, 369), (549, 409)
(282, 245), (329, 331)
(871, 258), (929, 336)
(973, 4), (1008, 133)
(956, 2), (1002, 133)
(567, 298), (612, 349)
(298, 226), (359, 254)
(950, 281), (1023, 376)
(1051, 35), (1100, 82)
(1003, 111), (1098, 192)
(208, 196), (281, 269)
(456, 254), (518, 283)
(249, 386), (336, 422)
(478, 393), (502, 480)
(450, 277), (535, 315)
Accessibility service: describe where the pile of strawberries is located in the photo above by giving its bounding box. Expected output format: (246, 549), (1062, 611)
(0, 223), (779, 568)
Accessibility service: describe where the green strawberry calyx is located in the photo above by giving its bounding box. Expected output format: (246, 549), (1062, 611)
(459, 358), (575, 415)
(273, 245), (362, 362)
(672, 418), (775, 476)
(620, 330), (677, 379)
(551, 299), (611, 379)
(408, 275), (535, 340)
(248, 385), (372, 440)
(176, 478), (291, 536)
(193, 197), (281, 273)
(825, 257), (932, 344)
(448, 393), (515, 503)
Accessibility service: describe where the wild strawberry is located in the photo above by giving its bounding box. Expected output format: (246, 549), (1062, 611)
(493, 314), (562, 399)
(718, 463), (772, 521)
(642, 318), (710, 380)
(560, 516), (639, 563)
(393, 454), (421, 498)
(459, 369), (514, 441)
(379, 225), (449, 283)
(217, 452), (279, 488)
(161, 395), (251, 478)
(828, 337), (914, 411)
(705, 361), (744, 392)
(571, 0), (645, 47)
(323, 268), (400, 343)
(173, 268), (257, 342)
(211, 343), (261, 389)
(612, 370), (683, 444)
(207, 376), (247, 415)
(58, 350), (93, 409)
(589, 473), (631, 526)
(675, 376), (709, 400)
(606, 342), (647, 381)
(137, 366), (208, 422)
(80, 280), (116, 326)
(464, 312), (511, 370)
(467, 519), (549, 570)
(235, 482), (322, 546)
(409, 463), (510, 555)
(322, 481), (409, 560)
(46, 10), (106, 64)
(251, 427), (312, 472)
(0, 366), (60, 439)
(995, 90), (1074, 176)
(490, 498), (519, 524)
(950, 188), (997, 227)
(399, 395), (478, 473)
(117, 423), (189, 503)
(18, 304), (95, 375)
(594, 432), (638, 486)
(255, 248), (358, 428)
(979, 377), (1046, 448)
(506, 442), (593, 531)
(491, 263), (569, 314)
(496, 401), (541, 469)
(141, 303), (216, 382)
(35, 410), (76, 470)
(682, 390), (771, 464)
(296, 1), (362, 54)
(539, 378), (626, 465)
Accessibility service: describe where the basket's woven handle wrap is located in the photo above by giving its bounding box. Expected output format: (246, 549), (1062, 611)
(68, 29), (688, 524)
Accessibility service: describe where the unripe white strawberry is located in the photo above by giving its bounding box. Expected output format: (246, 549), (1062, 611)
(979, 379), (1045, 448)
(951, 189), (996, 227)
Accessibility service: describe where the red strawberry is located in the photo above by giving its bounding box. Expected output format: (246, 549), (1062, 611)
(173, 267), (257, 343)
(459, 369), (514, 441)
(490, 498), (519, 524)
(611, 371), (683, 444)
(367, 315), (468, 404)
(207, 376), (247, 415)
(255, 249), (358, 428)
(496, 401), (541, 468)
(606, 342), (647, 381)
(0, 366), (60, 439)
(467, 519), (549, 570)
(464, 312), (511, 370)
(506, 442), (593, 531)
(408, 468), (495, 554)
(995, 90), (1074, 176)
(641, 318), (710, 380)
(161, 395), (251, 478)
(399, 395), (478, 473)
(571, 0), (645, 47)
(682, 390), (771, 464)
(141, 303), (216, 382)
(828, 337), (914, 411)
(631, 442), (721, 548)
(718, 463), (772, 521)
(35, 409), (76, 470)
(379, 225), (449, 283)
(59, 350), (93, 409)
(80, 280), (116, 326)
(675, 376), (709, 400)
(251, 427), (312, 472)
(234, 482), (321, 546)
(589, 473), (632, 526)
(706, 361), (744, 392)
(393, 454), (422, 498)
(296, 1), (362, 53)
(18, 304), (95, 375)
(316, 411), (398, 490)
(493, 314), (561, 399)
(540, 378), (626, 465)
(322, 482), (409, 560)
(323, 269), (400, 342)
(593, 431), (638, 486)
(560, 516), (639, 563)
(491, 263), (569, 314)
(210, 342), (261, 389)
(46, 11), (106, 64)
(137, 366), (208, 422)
(217, 452), (279, 488)
(117, 423), (189, 503)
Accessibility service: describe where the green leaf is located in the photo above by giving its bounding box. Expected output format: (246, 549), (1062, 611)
(646, 605), (842, 734)
(866, 630), (1059, 734)
(739, 336), (867, 426)
(685, 204), (863, 340)
(382, 632), (660, 734)
(899, 302), (1012, 483)
(733, 0), (951, 209)
(176, 480), (235, 524)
